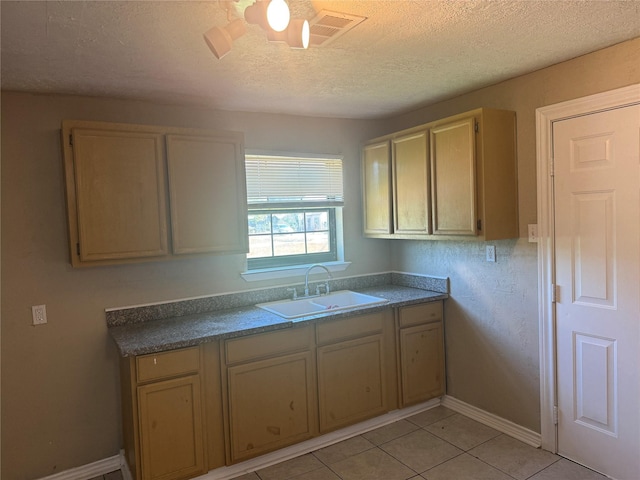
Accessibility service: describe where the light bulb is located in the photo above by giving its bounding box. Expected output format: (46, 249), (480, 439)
(267, 0), (290, 32)
(301, 19), (309, 49)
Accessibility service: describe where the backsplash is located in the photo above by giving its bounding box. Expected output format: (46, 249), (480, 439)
(105, 272), (448, 327)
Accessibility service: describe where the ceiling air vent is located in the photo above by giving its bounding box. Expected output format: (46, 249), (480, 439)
(308, 10), (367, 47)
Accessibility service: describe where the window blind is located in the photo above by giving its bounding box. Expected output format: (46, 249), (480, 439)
(246, 154), (344, 208)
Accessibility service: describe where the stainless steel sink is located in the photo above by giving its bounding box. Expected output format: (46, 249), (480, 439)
(257, 290), (389, 319)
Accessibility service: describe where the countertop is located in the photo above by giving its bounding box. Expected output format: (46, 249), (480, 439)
(108, 285), (447, 357)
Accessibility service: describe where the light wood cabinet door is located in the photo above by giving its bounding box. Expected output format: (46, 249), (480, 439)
(392, 130), (430, 235)
(69, 128), (169, 263)
(362, 141), (392, 235)
(226, 351), (316, 462)
(399, 322), (445, 406)
(137, 375), (206, 480)
(166, 134), (248, 255)
(317, 334), (387, 432)
(430, 116), (477, 236)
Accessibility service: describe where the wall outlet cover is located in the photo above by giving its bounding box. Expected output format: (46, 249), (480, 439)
(32, 304), (47, 325)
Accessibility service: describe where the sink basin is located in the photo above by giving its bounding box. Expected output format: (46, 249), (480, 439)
(257, 290), (389, 319)
(256, 298), (327, 319)
(310, 290), (388, 310)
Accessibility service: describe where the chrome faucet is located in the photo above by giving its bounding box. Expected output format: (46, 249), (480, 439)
(304, 264), (332, 297)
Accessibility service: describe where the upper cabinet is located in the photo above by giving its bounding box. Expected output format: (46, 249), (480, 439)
(392, 130), (430, 236)
(62, 120), (248, 267)
(362, 108), (518, 241)
(362, 141), (392, 235)
(166, 134), (248, 255)
(68, 128), (170, 263)
(430, 117), (477, 236)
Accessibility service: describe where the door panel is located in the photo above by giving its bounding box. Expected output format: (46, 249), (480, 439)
(553, 104), (640, 479)
(72, 129), (169, 261)
(392, 131), (430, 235)
(317, 335), (386, 432)
(166, 134), (248, 255)
(227, 352), (315, 462)
(430, 116), (477, 235)
(362, 141), (392, 235)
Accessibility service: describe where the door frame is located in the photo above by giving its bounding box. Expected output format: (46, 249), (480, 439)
(535, 83), (640, 453)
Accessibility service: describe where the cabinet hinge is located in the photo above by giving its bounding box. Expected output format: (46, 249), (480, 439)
(477, 219), (482, 231)
(76, 243), (80, 256)
(553, 405), (559, 425)
(474, 121), (479, 133)
(69, 134), (73, 147)
(551, 284), (558, 303)
(549, 156), (554, 177)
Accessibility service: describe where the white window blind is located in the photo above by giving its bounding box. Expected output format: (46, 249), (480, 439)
(246, 154), (344, 208)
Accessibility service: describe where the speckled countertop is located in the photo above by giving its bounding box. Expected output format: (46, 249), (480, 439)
(107, 273), (449, 357)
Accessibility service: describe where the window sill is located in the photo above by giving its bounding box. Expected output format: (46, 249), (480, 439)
(241, 261), (352, 283)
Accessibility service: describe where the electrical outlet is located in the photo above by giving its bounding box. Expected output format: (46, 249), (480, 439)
(486, 245), (496, 262)
(528, 224), (539, 243)
(32, 305), (47, 325)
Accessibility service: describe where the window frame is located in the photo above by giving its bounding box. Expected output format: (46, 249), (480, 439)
(247, 207), (338, 270)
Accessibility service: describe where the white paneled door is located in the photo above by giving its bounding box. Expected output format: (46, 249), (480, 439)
(553, 104), (640, 479)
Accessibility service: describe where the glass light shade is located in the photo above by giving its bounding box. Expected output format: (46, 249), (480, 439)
(301, 19), (310, 49)
(266, 19), (309, 49)
(266, 0), (290, 32)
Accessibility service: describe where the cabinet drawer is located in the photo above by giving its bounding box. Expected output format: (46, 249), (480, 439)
(225, 325), (312, 365)
(136, 347), (200, 383)
(399, 301), (442, 328)
(316, 312), (384, 345)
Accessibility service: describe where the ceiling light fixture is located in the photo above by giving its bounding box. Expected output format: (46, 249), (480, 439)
(205, 0), (308, 59)
(267, 18), (309, 49)
(203, 18), (246, 59)
(266, 0), (290, 32)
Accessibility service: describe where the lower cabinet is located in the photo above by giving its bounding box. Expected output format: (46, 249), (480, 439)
(121, 346), (207, 480)
(137, 376), (205, 480)
(398, 302), (446, 406)
(222, 325), (318, 463)
(316, 312), (392, 432)
(120, 300), (444, 479)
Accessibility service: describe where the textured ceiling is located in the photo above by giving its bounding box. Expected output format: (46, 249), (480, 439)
(1, 0), (639, 119)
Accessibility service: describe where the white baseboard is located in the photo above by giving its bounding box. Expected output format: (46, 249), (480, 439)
(120, 452), (133, 480)
(36, 453), (122, 480)
(442, 395), (542, 447)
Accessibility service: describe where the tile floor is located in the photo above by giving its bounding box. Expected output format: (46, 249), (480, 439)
(98, 407), (607, 480)
(231, 407), (606, 480)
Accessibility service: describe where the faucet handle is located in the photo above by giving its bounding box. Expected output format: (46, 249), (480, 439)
(286, 287), (298, 300)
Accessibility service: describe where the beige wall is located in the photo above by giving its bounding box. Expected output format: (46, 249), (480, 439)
(1, 36), (639, 480)
(0, 94), (389, 480)
(386, 37), (640, 431)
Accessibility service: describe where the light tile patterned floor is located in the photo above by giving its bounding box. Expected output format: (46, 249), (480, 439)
(100, 406), (607, 480)
(232, 406), (607, 480)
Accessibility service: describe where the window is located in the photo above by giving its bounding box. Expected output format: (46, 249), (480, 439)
(245, 154), (343, 270)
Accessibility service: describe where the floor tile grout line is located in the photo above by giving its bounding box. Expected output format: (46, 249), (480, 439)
(522, 456), (563, 480)
(462, 449), (522, 480)
(373, 444), (422, 477)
